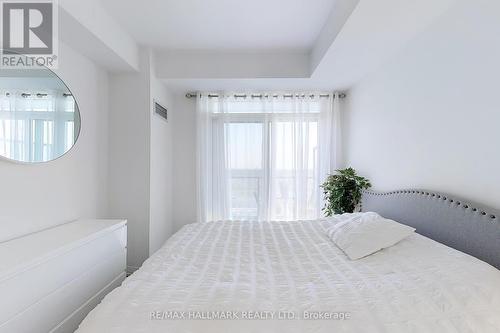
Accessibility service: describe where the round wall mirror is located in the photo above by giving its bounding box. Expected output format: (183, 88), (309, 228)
(0, 66), (80, 163)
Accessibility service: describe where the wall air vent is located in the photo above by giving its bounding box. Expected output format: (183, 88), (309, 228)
(154, 101), (168, 121)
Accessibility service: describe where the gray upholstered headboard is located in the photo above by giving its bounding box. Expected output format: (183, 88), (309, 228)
(361, 190), (500, 270)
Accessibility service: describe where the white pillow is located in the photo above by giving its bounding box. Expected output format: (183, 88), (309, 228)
(326, 212), (415, 260)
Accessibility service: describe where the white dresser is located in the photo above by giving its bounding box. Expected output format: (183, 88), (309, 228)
(0, 219), (127, 333)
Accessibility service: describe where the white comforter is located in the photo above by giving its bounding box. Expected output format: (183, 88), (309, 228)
(77, 219), (500, 333)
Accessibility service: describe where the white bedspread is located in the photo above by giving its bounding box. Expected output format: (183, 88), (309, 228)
(77, 220), (500, 333)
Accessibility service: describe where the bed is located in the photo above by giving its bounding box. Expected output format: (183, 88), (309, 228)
(76, 190), (500, 333)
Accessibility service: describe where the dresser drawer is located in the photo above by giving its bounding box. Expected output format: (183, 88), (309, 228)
(0, 219), (127, 333)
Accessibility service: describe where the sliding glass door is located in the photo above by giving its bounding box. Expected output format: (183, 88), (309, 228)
(223, 114), (319, 221)
(226, 121), (264, 220)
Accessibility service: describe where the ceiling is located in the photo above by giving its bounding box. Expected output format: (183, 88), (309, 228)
(63, 0), (455, 92)
(99, 0), (336, 52)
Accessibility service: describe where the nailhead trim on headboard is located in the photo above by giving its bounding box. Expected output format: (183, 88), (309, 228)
(361, 189), (500, 269)
(362, 190), (498, 221)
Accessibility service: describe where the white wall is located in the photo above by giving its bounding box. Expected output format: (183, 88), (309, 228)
(172, 94), (197, 231)
(344, 0), (500, 209)
(0, 42), (109, 242)
(149, 75), (174, 255)
(155, 50), (309, 79)
(108, 51), (151, 271)
(108, 49), (175, 270)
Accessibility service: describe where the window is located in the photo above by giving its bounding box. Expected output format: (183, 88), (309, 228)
(197, 93), (340, 222)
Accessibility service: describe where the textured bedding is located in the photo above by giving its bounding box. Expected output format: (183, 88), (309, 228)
(77, 219), (500, 333)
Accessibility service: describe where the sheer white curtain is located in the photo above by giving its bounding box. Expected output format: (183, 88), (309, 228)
(196, 92), (342, 222)
(196, 95), (231, 222)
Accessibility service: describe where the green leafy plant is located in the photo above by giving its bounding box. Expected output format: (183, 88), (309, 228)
(321, 167), (371, 216)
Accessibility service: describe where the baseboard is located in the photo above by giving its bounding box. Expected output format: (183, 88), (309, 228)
(50, 272), (126, 333)
(126, 265), (140, 276)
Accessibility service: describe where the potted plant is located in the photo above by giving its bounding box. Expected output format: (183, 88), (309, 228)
(321, 167), (371, 216)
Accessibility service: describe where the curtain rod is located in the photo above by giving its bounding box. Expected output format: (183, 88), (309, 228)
(4, 92), (73, 98)
(185, 92), (347, 99)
